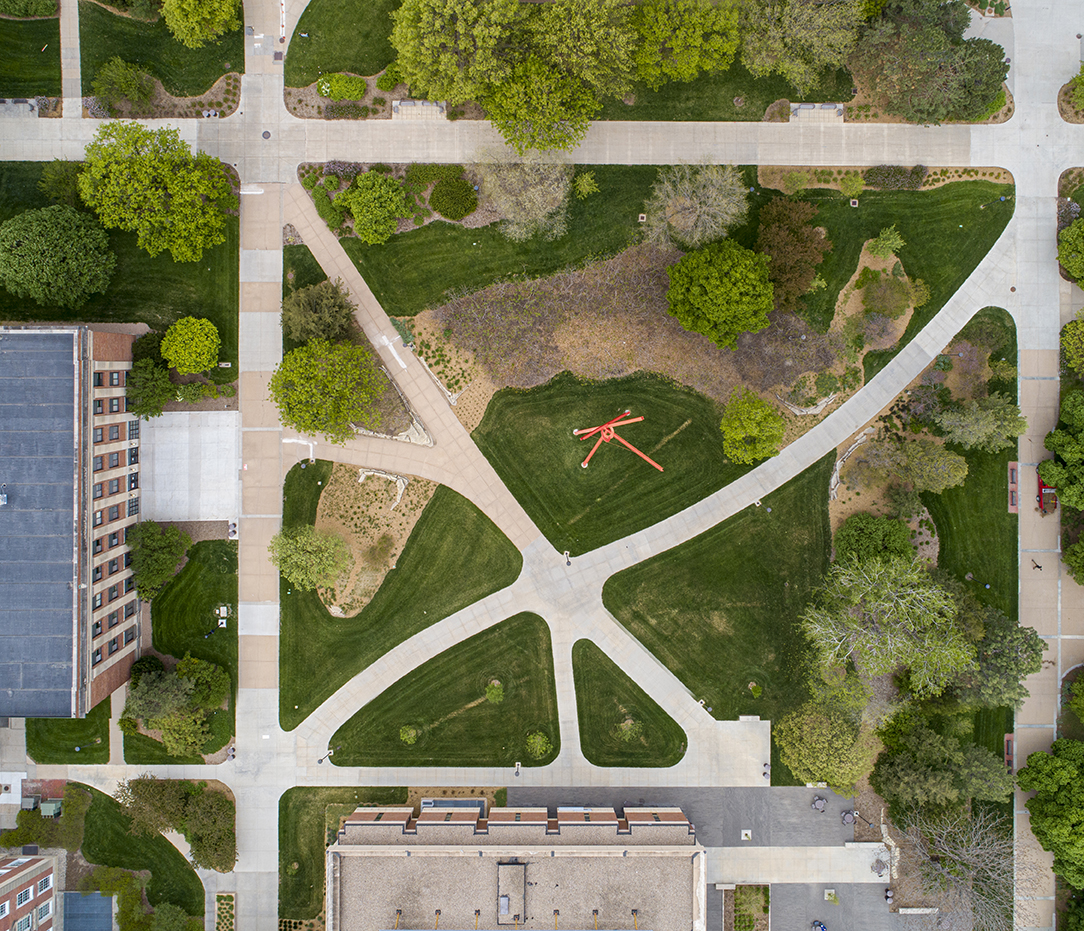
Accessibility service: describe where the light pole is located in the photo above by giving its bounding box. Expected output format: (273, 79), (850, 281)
(318, 745), (341, 764)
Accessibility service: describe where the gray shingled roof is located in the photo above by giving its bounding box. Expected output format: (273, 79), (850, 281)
(0, 330), (79, 718)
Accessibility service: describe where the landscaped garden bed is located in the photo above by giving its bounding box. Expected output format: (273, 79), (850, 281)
(329, 612), (560, 767)
(216, 894), (235, 931)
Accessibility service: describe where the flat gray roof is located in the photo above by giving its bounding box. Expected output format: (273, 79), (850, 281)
(0, 329), (79, 718)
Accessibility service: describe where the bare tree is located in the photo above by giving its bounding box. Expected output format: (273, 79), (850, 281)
(474, 150), (573, 242)
(642, 164), (749, 249)
(897, 807), (1045, 931)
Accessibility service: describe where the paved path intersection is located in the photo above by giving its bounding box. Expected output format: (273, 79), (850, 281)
(2, 1), (1083, 928)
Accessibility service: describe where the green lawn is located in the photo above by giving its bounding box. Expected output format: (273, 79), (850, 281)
(285, 0), (396, 87)
(25, 698), (110, 764)
(80, 785), (204, 915)
(598, 64), (853, 122)
(473, 371), (748, 555)
(602, 453), (834, 783)
(331, 613), (560, 767)
(342, 165), (658, 316)
(0, 17), (60, 97)
(124, 541), (238, 764)
(571, 640), (686, 767)
(0, 163), (239, 370)
(79, 1), (242, 97)
(279, 786), (407, 918)
(280, 463), (523, 730)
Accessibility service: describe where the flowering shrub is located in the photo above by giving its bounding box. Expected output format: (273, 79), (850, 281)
(316, 73), (368, 101)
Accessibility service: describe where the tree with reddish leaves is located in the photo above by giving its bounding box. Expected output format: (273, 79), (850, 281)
(755, 198), (832, 314)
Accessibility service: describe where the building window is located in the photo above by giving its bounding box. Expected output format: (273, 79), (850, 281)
(124, 577), (135, 593)
(108, 638), (119, 655)
(108, 558), (118, 575)
(124, 601), (136, 618)
(91, 621), (102, 637)
(93, 538), (103, 555)
(109, 372), (121, 386)
(128, 420), (140, 439)
(15, 914), (31, 931)
(107, 584), (118, 602)
(0, 900), (8, 917)
(93, 455), (103, 471)
(129, 447), (139, 465)
(108, 452), (120, 468)
(93, 510), (103, 527)
(16, 889), (31, 907)
(93, 399), (103, 415)
(93, 372), (103, 387)
(107, 479), (120, 495)
(108, 610), (119, 628)
(93, 483), (103, 500)
(92, 593), (102, 609)
(108, 425), (120, 441)
(129, 473), (139, 491)
(92, 648), (102, 666)
(93, 428), (103, 443)
(36, 877), (51, 895)
(124, 627), (135, 645)
(128, 498), (140, 517)
(109, 398), (121, 413)
(108, 505), (119, 521)
(108, 531), (119, 547)
(37, 901), (51, 921)
(92, 566), (102, 583)
(124, 552), (132, 568)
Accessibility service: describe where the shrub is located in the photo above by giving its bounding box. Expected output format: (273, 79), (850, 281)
(405, 163), (464, 187)
(312, 185), (346, 231)
(573, 170), (599, 200)
(815, 371), (839, 396)
(867, 224), (906, 259)
(161, 316), (220, 374)
(324, 102), (367, 119)
(1060, 218), (1084, 282)
(399, 725), (418, 745)
(855, 266), (881, 289)
(1063, 319), (1084, 377)
(301, 172), (320, 190)
(429, 178), (477, 220)
(92, 57), (155, 108)
(128, 522), (191, 600)
(372, 96), (386, 107)
(131, 654), (166, 689)
(338, 172), (407, 245)
(375, 64), (402, 92)
(526, 732), (552, 759)
(316, 73), (367, 100)
(862, 274), (912, 318)
(0, 0), (55, 15)
(863, 164), (927, 190)
(1071, 64), (1084, 110)
(322, 175), (341, 191)
(839, 172), (864, 198)
(485, 682), (504, 704)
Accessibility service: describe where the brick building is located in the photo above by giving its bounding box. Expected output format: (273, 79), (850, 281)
(0, 326), (142, 718)
(0, 856), (57, 931)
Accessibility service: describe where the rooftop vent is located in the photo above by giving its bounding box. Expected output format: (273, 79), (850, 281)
(0, 483), (7, 506)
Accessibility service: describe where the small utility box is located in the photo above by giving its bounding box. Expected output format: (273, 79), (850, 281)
(40, 799), (62, 818)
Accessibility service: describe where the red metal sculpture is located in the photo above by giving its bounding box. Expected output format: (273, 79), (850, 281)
(572, 410), (664, 472)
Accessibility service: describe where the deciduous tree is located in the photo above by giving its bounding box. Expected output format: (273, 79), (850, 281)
(643, 163), (749, 249)
(665, 240), (774, 348)
(800, 556), (976, 697)
(474, 152), (573, 242)
(1062, 318), (1084, 376)
(774, 702), (879, 792)
(268, 339), (383, 443)
(1016, 739), (1084, 887)
(1040, 389), (1084, 508)
(92, 57), (154, 108)
(115, 776), (189, 835)
(125, 358), (175, 419)
(126, 521), (191, 600)
(934, 392), (1027, 452)
(267, 525), (351, 591)
(281, 278), (356, 344)
(867, 224), (905, 259)
(718, 388), (785, 463)
(833, 512), (913, 562)
(37, 159), (83, 207)
(1061, 218), (1084, 283)
(78, 122), (237, 263)
(529, 0), (636, 99)
(338, 172), (408, 246)
(161, 316), (220, 374)
(176, 653), (231, 710)
(124, 671), (195, 722)
(755, 197), (832, 313)
(632, 0), (740, 90)
(0, 205), (115, 308)
(863, 438), (969, 493)
(955, 610), (1045, 709)
(162, 0), (239, 48)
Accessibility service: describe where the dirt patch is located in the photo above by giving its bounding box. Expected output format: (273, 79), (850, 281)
(87, 71), (241, 120)
(404, 786), (503, 816)
(313, 463), (436, 616)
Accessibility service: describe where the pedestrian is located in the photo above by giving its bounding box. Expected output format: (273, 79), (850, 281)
(1032, 559), (1043, 571)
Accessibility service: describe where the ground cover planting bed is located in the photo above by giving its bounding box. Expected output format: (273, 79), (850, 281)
(26, 697), (110, 764)
(124, 540), (238, 763)
(473, 371), (748, 555)
(278, 786), (407, 918)
(0, 17), (60, 97)
(602, 453), (834, 781)
(284, 0), (395, 87)
(330, 613), (560, 767)
(571, 640), (686, 767)
(342, 165), (658, 316)
(79, 1), (243, 97)
(279, 462), (522, 730)
(0, 163), (239, 369)
(80, 784), (205, 915)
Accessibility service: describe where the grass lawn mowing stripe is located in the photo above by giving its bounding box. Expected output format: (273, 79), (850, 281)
(0, 164), (239, 373)
(279, 787), (407, 919)
(597, 64), (853, 122)
(473, 371), (749, 556)
(79, 784), (205, 915)
(572, 640), (686, 767)
(279, 464), (523, 730)
(26, 697), (109, 764)
(79, 1), (242, 97)
(125, 540), (238, 763)
(341, 165), (658, 317)
(330, 613), (559, 767)
(284, 0), (395, 87)
(602, 452), (834, 784)
(0, 17), (60, 97)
